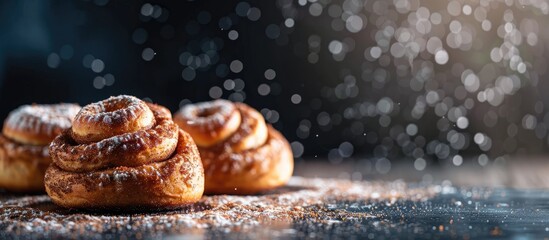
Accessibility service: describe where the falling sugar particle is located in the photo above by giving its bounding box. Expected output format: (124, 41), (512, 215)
(230, 60), (243, 73)
(435, 50), (449, 65)
(142, 48), (155, 61)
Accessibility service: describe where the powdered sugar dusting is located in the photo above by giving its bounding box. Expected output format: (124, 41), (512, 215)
(50, 102), (178, 172)
(178, 99), (235, 130)
(0, 177), (436, 238)
(2, 104), (80, 140)
(74, 95), (148, 127)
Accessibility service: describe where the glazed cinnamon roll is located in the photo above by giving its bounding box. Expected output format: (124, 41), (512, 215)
(175, 100), (293, 194)
(45, 95), (204, 210)
(0, 103), (81, 192)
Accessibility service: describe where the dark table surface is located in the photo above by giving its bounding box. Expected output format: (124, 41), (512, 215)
(2, 160), (549, 239)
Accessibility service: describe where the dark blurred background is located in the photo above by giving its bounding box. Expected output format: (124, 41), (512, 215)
(1, 0), (549, 172)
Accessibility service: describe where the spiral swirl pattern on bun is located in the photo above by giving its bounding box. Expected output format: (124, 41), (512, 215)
(175, 99), (293, 194)
(46, 95), (204, 210)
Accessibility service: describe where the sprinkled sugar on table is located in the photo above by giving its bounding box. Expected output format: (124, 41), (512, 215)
(3, 167), (549, 239)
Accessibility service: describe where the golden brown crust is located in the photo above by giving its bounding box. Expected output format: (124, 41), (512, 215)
(2, 104), (81, 146)
(175, 100), (293, 195)
(51, 104), (178, 172)
(0, 135), (50, 192)
(46, 96), (204, 210)
(221, 103), (268, 152)
(174, 99), (241, 147)
(0, 103), (80, 192)
(71, 95), (155, 144)
(200, 126), (293, 194)
(45, 130), (204, 210)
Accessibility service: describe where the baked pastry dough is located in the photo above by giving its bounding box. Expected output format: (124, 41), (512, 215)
(175, 100), (293, 194)
(0, 104), (80, 192)
(46, 95), (204, 210)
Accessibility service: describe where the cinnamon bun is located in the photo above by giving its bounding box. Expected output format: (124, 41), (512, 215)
(46, 95), (204, 210)
(0, 103), (80, 192)
(175, 100), (293, 194)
